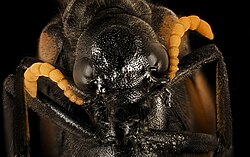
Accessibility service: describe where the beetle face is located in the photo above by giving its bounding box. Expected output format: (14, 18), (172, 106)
(73, 13), (169, 105)
(1, 0), (233, 156)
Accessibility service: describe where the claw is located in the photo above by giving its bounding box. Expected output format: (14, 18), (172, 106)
(161, 15), (214, 80)
(24, 62), (84, 105)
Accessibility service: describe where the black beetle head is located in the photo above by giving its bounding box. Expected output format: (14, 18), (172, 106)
(73, 11), (169, 104)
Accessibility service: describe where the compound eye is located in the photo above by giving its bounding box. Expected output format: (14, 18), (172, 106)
(73, 57), (95, 91)
(148, 43), (169, 78)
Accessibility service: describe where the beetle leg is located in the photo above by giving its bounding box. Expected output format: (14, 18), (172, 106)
(130, 130), (218, 156)
(3, 74), (30, 157)
(172, 44), (233, 156)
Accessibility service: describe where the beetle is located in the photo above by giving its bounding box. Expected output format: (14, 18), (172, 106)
(2, 0), (233, 156)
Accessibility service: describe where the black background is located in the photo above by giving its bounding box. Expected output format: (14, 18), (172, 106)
(0, 0), (247, 156)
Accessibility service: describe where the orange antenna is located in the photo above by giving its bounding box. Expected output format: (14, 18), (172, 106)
(24, 62), (84, 105)
(162, 15), (214, 80)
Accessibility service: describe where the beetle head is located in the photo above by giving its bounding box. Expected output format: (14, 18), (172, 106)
(73, 12), (169, 105)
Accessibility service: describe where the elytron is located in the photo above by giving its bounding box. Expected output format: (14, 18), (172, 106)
(2, 0), (233, 156)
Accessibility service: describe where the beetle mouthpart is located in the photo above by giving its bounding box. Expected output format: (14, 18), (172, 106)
(24, 62), (84, 105)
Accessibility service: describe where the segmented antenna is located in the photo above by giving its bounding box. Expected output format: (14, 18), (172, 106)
(162, 15), (214, 79)
(24, 62), (84, 105)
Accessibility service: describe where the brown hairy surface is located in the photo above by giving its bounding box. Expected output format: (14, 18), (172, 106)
(38, 32), (58, 64)
(185, 70), (216, 134)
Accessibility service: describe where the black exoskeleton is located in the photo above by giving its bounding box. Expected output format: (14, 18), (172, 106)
(2, 0), (233, 157)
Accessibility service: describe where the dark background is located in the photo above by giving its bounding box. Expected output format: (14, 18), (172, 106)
(1, 0), (247, 156)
